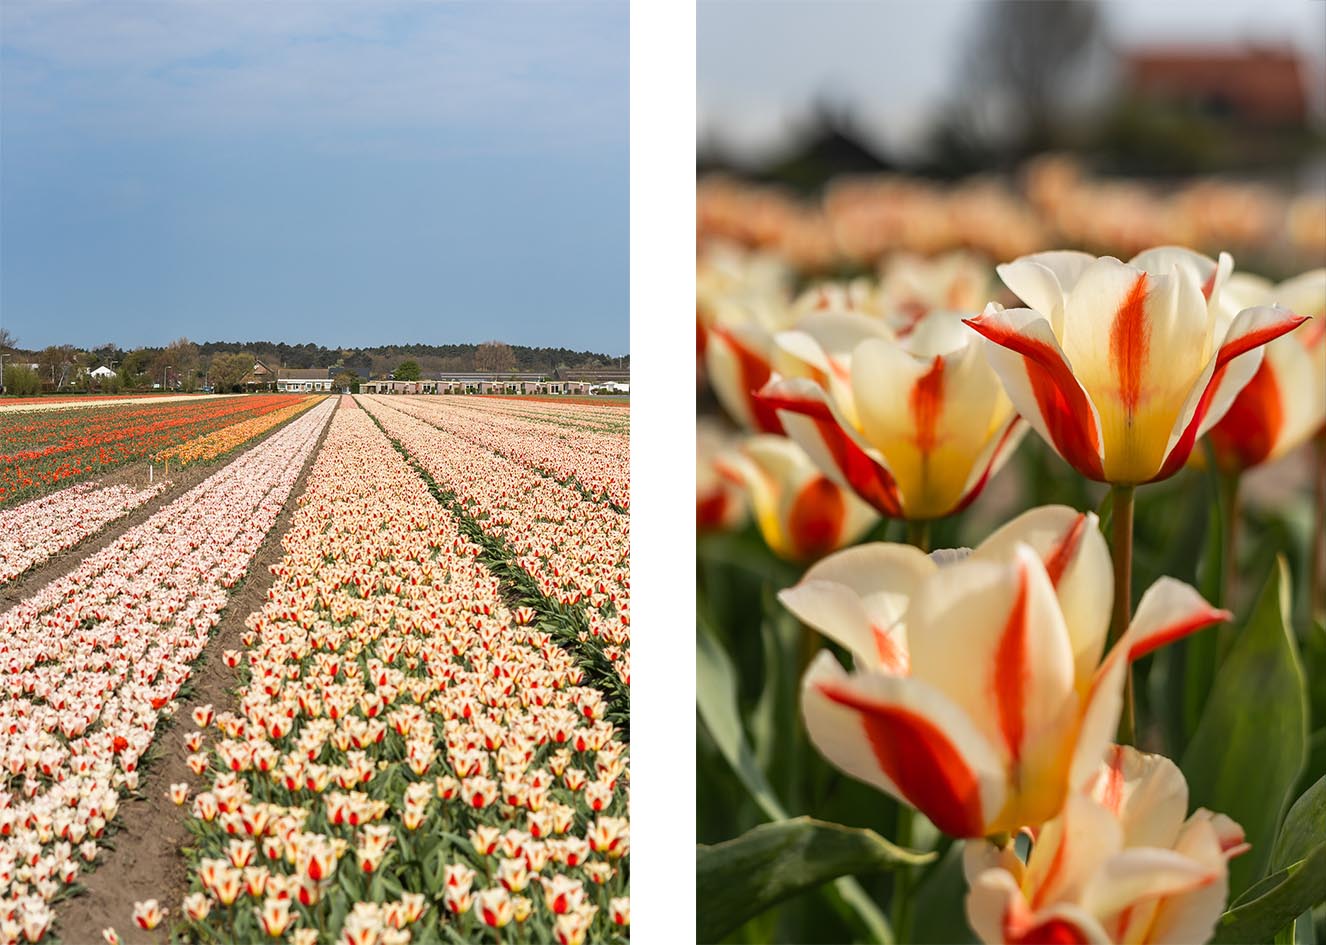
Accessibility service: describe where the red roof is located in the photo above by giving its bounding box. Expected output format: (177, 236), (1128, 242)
(1126, 46), (1307, 125)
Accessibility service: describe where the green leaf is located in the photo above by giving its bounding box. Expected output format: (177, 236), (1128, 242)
(1214, 843), (1326, 944)
(696, 616), (784, 821)
(1182, 558), (1309, 897)
(1273, 775), (1326, 874)
(695, 817), (933, 943)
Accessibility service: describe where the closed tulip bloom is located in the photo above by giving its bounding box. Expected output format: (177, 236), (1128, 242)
(1205, 269), (1325, 472)
(716, 435), (878, 561)
(967, 248), (1308, 484)
(759, 311), (1026, 520)
(965, 745), (1248, 945)
(787, 506), (1228, 836)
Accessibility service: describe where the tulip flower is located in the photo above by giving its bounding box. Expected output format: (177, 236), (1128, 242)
(1204, 269), (1325, 472)
(132, 900), (165, 931)
(758, 310), (1026, 522)
(715, 435), (878, 561)
(697, 418), (748, 532)
(965, 745), (1248, 945)
(968, 248), (1308, 485)
(787, 506), (1228, 836)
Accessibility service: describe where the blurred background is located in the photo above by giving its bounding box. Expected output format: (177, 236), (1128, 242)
(698, 0), (1326, 276)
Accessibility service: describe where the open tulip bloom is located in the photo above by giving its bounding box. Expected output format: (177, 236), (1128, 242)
(965, 745), (1248, 945)
(1205, 268), (1325, 472)
(784, 506), (1229, 837)
(757, 310), (1027, 521)
(965, 247), (1308, 485)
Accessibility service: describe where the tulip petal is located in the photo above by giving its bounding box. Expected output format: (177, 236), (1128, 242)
(1024, 794), (1123, 913)
(802, 651), (1005, 837)
(779, 543), (935, 672)
(971, 506), (1112, 693)
(757, 378), (906, 517)
(1059, 257), (1210, 483)
(1154, 304), (1309, 481)
(1069, 644), (1128, 790)
(907, 547), (1077, 828)
(1089, 745), (1189, 851)
(1121, 578), (1229, 663)
(968, 868), (1114, 945)
(997, 250), (1096, 337)
(952, 414), (1029, 515)
(1083, 848), (1219, 930)
(965, 305), (1106, 480)
(706, 324), (785, 434)
(1141, 814), (1232, 945)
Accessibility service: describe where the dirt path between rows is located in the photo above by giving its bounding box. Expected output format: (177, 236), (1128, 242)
(1, 406), (320, 611)
(51, 409), (335, 945)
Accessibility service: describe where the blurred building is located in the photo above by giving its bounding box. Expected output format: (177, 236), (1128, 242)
(1125, 45), (1309, 128)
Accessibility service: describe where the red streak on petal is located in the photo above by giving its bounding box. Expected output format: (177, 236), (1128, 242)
(818, 681), (986, 837)
(1098, 744), (1127, 814)
(696, 492), (732, 531)
(993, 562), (1031, 763)
(755, 389), (905, 517)
(787, 476), (846, 559)
(1030, 827), (1071, 912)
(1151, 313), (1309, 482)
(910, 355), (946, 454)
(963, 317), (1105, 480)
(1201, 266), (1218, 301)
(871, 624), (909, 675)
(1206, 357), (1284, 471)
(1127, 607), (1230, 663)
(951, 418), (1026, 515)
(1109, 274), (1150, 415)
(711, 325), (785, 434)
(1043, 513), (1089, 587)
(1009, 919), (1092, 945)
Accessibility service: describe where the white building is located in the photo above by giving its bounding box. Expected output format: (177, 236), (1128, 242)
(276, 368), (333, 392)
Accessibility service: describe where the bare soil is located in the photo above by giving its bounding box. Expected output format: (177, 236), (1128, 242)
(50, 411), (334, 945)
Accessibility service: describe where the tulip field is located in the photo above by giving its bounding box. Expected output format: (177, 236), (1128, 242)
(0, 394), (316, 506)
(697, 234), (1326, 944)
(0, 392), (629, 945)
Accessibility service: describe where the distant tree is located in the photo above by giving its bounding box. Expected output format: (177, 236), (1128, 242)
(158, 337), (200, 391)
(0, 328), (16, 352)
(334, 370), (358, 392)
(476, 341), (516, 374)
(208, 352), (252, 393)
(3, 365), (40, 396)
(39, 345), (80, 390)
(932, 0), (1102, 168)
(394, 360), (421, 382)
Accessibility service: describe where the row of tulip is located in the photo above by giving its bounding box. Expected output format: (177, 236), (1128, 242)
(698, 159), (1325, 274)
(0, 479), (167, 586)
(0, 398), (335, 945)
(161, 398), (628, 945)
(0, 394), (232, 415)
(377, 395), (629, 510)
(696, 241), (1324, 943)
(358, 397), (630, 689)
(0, 395), (311, 506)
(444, 398), (630, 434)
(152, 396), (323, 468)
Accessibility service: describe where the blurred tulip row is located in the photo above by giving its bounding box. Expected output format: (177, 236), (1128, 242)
(697, 238), (1324, 944)
(163, 399), (628, 945)
(698, 157), (1326, 274)
(153, 396), (322, 468)
(0, 399), (335, 945)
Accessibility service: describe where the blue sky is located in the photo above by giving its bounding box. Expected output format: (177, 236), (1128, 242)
(1, 1), (628, 355)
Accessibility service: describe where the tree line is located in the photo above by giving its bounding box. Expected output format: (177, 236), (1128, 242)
(0, 331), (627, 395)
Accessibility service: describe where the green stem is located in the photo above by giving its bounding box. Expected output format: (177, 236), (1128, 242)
(1219, 470), (1241, 611)
(1312, 431), (1326, 627)
(890, 803), (915, 943)
(905, 519), (932, 553)
(1110, 484), (1136, 745)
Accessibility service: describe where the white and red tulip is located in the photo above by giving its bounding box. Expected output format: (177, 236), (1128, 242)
(787, 505), (1228, 836)
(968, 248), (1308, 484)
(965, 745), (1248, 945)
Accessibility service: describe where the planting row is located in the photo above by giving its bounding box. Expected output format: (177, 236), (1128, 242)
(387, 396), (628, 510)
(0, 398), (335, 944)
(153, 396), (324, 469)
(0, 394), (228, 415)
(166, 398), (629, 945)
(359, 397), (629, 689)
(0, 395), (312, 506)
(0, 480), (167, 587)
(443, 397), (629, 434)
